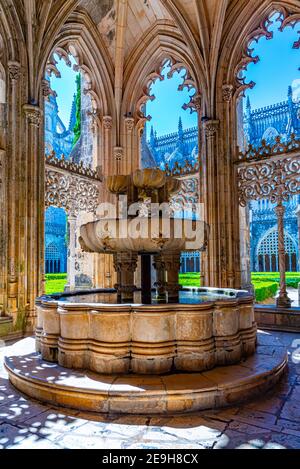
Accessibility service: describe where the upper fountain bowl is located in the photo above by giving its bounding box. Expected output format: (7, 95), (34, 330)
(106, 175), (130, 195)
(133, 168), (166, 191)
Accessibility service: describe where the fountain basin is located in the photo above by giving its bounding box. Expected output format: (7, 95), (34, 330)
(79, 218), (208, 254)
(35, 288), (256, 375)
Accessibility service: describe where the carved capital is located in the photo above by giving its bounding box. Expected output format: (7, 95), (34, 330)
(125, 117), (135, 132)
(114, 146), (123, 162)
(103, 116), (113, 130)
(23, 104), (42, 128)
(204, 120), (220, 139)
(222, 84), (234, 102)
(8, 61), (21, 81)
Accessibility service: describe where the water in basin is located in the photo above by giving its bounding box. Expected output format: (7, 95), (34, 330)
(53, 288), (239, 305)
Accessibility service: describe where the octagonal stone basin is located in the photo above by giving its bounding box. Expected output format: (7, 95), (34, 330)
(35, 288), (256, 375)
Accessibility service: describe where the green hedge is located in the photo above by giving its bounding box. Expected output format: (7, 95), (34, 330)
(252, 273), (300, 289)
(45, 274), (67, 281)
(178, 272), (280, 302)
(253, 281), (279, 302)
(179, 273), (200, 287)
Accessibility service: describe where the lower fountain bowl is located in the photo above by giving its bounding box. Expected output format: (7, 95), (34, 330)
(35, 288), (257, 375)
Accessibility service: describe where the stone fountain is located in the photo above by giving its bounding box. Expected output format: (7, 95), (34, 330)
(79, 168), (207, 304)
(34, 169), (257, 375)
(4, 169), (287, 414)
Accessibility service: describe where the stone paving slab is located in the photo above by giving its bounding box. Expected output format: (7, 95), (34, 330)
(0, 330), (299, 449)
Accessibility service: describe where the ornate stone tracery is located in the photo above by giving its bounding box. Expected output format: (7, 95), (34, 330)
(45, 169), (100, 217)
(135, 57), (199, 128)
(45, 151), (103, 181)
(234, 7), (300, 97)
(237, 155), (300, 207)
(45, 43), (101, 113)
(236, 139), (300, 308)
(237, 134), (300, 164)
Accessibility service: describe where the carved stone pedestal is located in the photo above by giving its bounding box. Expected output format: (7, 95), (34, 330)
(154, 252), (182, 303)
(113, 252), (138, 303)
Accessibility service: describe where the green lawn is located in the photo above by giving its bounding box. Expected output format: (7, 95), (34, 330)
(45, 274), (67, 295)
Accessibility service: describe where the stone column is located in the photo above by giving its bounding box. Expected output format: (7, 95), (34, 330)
(98, 116), (116, 289)
(297, 205), (300, 271)
(203, 120), (220, 287)
(114, 146), (124, 175)
(295, 205), (300, 304)
(275, 201), (292, 308)
(222, 85), (236, 289)
(125, 117), (136, 173)
(65, 215), (77, 292)
(154, 252), (181, 303)
(153, 254), (167, 302)
(113, 251), (138, 303)
(0, 149), (7, 317)
(103, 116), (113, 178)
(193, 95), (205, 287)
(7, 62), (21, 313)
(239, 204), (253, 294)
(23, 104), (43, 329)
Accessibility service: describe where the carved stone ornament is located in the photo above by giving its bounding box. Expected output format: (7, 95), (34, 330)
(114, 147), (123, 162)
(8, 61), (21, 81)
(237, 155), (300, 207)
(23, 105), (42, 128)
(238, 133), (300, 163)
(165, 159), (199, 177)
(125, 117), (135, 132)
(46, 151), (103, 181)
(45, 169), (100, 216)
(41, 79), (56, 99)
(204, 120), (220, 139)
(103, 116), (113, 130)
(222, 84), (234, 102)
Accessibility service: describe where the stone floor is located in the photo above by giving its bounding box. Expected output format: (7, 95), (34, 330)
(287, 288), (300, 307)
(0, 330), (300, 449)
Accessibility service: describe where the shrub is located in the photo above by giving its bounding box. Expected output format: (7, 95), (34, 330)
(253, 281), (278, 302)
(45, 274), (67, 281)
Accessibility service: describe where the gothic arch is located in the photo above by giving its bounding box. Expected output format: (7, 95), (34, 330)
(255, 225), (298, 271)
(37, 9), (115, 119)
(218, 1), (300, 102)
(122, 22), (205, 131)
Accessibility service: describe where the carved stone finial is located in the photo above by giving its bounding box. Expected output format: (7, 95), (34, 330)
(103, 116), (113, 130)
(222, 84), (234, 102)
(23, 105), (42, 128)
(8, 61), (21, 81)
(204, 120), (220, 139)
(192, 94), (202, 112)
(125, 117), (135, 132)
(41, 79), (53, 99)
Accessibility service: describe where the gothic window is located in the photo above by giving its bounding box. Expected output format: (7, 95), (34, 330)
(257, 229), (297, 272)
(238, 11), (300, 150)
(143, 60), (198, 171)
(45, 242), (61, 274)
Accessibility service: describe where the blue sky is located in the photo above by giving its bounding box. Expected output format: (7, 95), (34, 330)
(244, 14), (300, 110)
(49, 54), (78, 128)
(145, 63), (198, 136)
